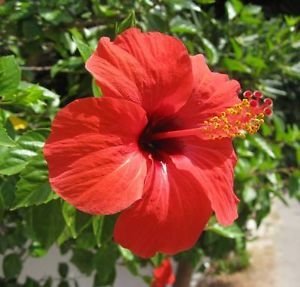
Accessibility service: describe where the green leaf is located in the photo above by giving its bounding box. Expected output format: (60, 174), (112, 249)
(12, 153), (55, 209)
(115, 10), (136, 35)
(92, 79), (102, 97)
(92, 215), (104, 246)
(200, 38), (219, 65)
(75, 210), (92, 235)
(0, 129), (48, 175)
(0, 122), (15, 147)
(230, 39), (243, 59)
(242, 186), (257, 203)
(62, 202), (77, 238)
(0, 55), (21, 98)
(118, 246), (134, 261)
(206, 223), (244, 239)
(51, 57), (82, 77)
(252, 136), (275, 158)
(225, 0), (243, 19)
(71, 29), (93, 61)
(222, 57), (252, 73)
(29, 241), (48, 257)
(24, 277), (40, 287)
(0, 176), (17, 208)
(288, 171), (300, 200)
(71, 249), (94, 275)
(170, 17), (197, 35)
(27, 200), (65, 249)
(58, 281), (69, 287)
(3, 253), (22, 279)
(281, 63), (300, 80)
(196, 0), (215, 4)
(93, 244), (119, 286)
(42, 278), (53, 287)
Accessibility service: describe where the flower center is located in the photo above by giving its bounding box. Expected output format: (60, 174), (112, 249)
(138, 118), (184, 160)
(151, 90), (273, 141)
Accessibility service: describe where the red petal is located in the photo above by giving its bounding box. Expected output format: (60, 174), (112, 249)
(44, 97), (148, 214)
(87, 28), (193, 117)
(182, 137), (239, 225)
(114, 157), (212, 258)
(176, 55), (241, 128)
(86, 38), (144, 104)
(151, 259), (175, 287)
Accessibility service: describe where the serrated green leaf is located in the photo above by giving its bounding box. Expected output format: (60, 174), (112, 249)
(0, 55), (21, 98)
(12, 153), (55, 209)
(0, 129), (48, 175)
(0, 122), (15, 146)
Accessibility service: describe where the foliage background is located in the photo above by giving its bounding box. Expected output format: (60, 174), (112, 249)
(0, 0), (299, 286)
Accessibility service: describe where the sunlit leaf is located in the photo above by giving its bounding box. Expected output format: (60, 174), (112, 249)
(0, 122), (15, 147)
(12, 153), (56, 209)
(0, 129), (48, 175)
(206, 223), (244, 239)
(0, 55), (21, 98)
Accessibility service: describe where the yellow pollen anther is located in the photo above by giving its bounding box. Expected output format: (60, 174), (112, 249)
(200, 91), (273, 140)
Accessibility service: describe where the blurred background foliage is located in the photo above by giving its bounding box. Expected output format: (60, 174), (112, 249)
(0, 0), (299, 286)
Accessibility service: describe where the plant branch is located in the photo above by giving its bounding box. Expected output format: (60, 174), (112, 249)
(174, 260), (193, 287)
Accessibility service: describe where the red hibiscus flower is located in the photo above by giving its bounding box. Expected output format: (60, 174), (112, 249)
(151, 258), (175, 287)
(44, 28), (272, 258)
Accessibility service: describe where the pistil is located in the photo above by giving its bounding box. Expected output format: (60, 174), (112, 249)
(151, 90), (273, 141)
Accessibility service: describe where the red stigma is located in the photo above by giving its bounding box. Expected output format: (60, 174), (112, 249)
(253, 91), (263, 99)
(263, 107), (273, 116)
(243, 90), (252, 98)
(250, 100), (258, 107)
(264, 98), (273, 106)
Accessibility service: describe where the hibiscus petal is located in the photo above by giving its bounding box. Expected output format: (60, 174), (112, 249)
(183, 137), (239, 225)
(176, 55), (241, 128)
(114, 157), (212, 258)
(86, 38), (144, 104)
(44, 97), (148, 214)
(87, 28), (194, 117)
